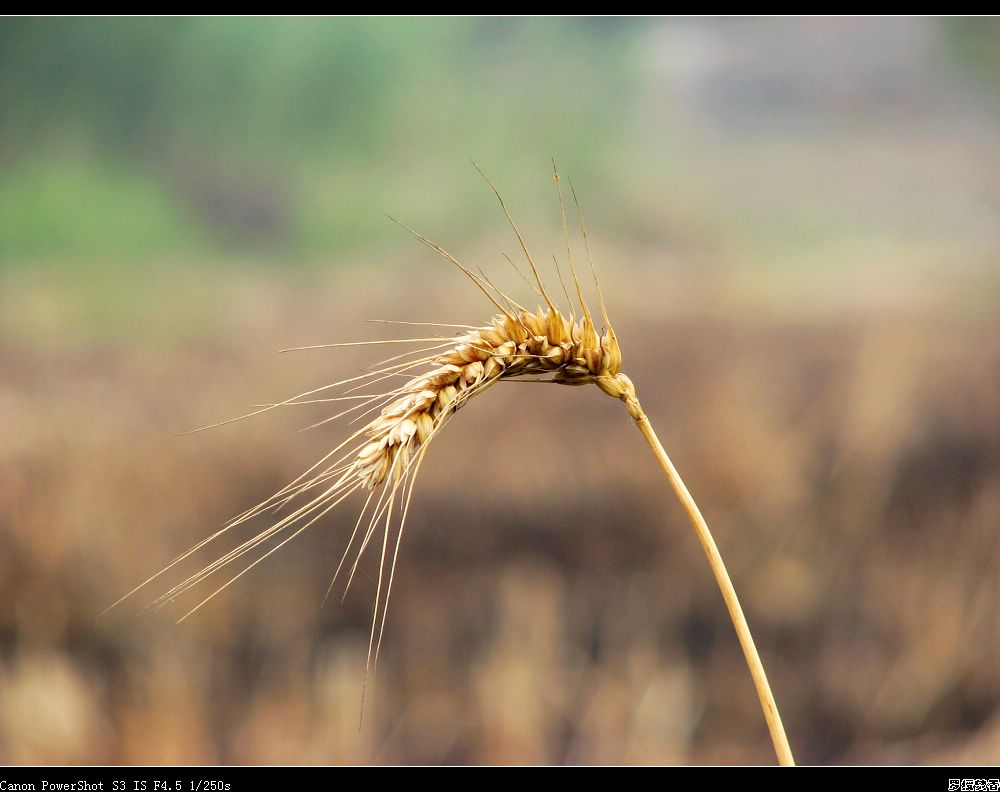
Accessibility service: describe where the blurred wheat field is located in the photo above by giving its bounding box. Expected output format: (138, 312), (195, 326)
(2, 260), (999, 763)
(2, 16), (1000, 765)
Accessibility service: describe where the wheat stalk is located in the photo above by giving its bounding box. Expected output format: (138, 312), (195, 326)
(114, 164), (794, 765)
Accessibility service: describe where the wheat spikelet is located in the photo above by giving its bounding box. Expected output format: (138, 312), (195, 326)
(353, 305), (633, 491)
(112, 164), (794, 765)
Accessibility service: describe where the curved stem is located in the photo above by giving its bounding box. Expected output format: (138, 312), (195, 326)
(631, 400), (795, 766)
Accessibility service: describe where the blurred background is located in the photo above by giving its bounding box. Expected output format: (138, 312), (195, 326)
(2, 16), (1000, 764)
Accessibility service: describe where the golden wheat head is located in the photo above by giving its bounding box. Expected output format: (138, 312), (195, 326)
(111, 163), (794, 765)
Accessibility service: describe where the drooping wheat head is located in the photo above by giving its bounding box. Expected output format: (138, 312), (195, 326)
(113, 164), (634, 668)
(112, 164), (794, 765)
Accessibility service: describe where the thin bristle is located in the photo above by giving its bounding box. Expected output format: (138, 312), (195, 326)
(471, 159), (560, 315)
(385, 214), (519, 322)
(568, 176), (613, 334)
(553, 161), (594, 332)
(279, 337), (446, 353)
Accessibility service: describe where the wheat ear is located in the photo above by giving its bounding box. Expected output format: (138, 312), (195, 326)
(115, 165), (794, 764)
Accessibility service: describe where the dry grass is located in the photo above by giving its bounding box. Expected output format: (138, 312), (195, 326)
(2, 282), (999, 763)
(3, 133), (998, 763)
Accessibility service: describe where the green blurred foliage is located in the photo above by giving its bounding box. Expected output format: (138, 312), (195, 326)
(2, 17), (998, 331)
(944, 17), (1000, 96)
(0, 157), (204, 261)
(0, 17), (640, 262)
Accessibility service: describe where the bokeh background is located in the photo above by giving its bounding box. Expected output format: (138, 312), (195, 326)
(2, 16), (1000, 765)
